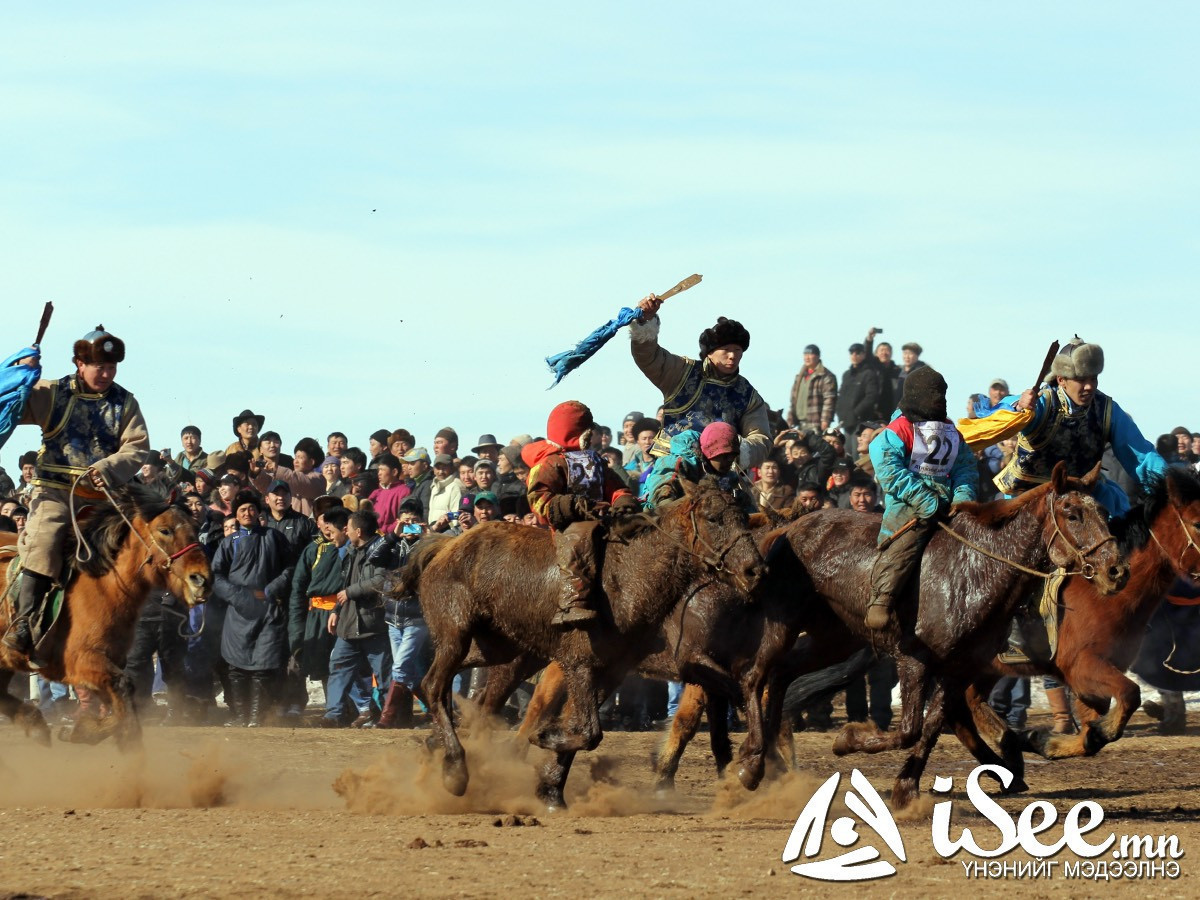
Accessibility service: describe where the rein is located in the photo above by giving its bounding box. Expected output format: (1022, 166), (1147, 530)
(1148, 509), (1200, 581)
(935, 490), (1113, 582)
(642, 503), (757, 583)
(71, 472), (201, 573)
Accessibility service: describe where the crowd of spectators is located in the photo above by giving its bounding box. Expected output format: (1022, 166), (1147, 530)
(0, 327), (1194, 734)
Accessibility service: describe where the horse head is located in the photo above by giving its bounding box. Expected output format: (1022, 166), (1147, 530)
(674, 477), (767, 596)
(1041, 461), (1129, 594)
(1154, 466), (1200, 581)
(114, 484), (211, 606)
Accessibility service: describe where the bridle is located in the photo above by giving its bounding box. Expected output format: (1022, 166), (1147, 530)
(1044, 490), (1117, 581)
(70, 472), (201, 573)
(1148, 508), (1200, 581)
(936, 489), (1114, 581)
(642, 502), (761, 588)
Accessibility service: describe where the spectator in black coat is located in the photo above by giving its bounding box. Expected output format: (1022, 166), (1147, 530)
(836, 343), (881, 441)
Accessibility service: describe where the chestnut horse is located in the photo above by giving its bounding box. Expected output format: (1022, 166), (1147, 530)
(768, 463), (1128, 808)
(0, 484), (210, 749)
(967, 465), (1200, 759)
(400, 478), (766, 809)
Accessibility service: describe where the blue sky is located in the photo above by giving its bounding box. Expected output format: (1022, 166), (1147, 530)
(1, 3), (1195, 466)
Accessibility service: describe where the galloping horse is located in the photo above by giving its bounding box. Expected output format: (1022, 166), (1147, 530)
(0, 484), (210, 749)
(967, 465), (1200, 759)
(400, 478), (765, 809)
(770, 462), (1127, 808)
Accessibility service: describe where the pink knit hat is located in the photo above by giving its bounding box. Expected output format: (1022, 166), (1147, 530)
(700, 422), (739, 459)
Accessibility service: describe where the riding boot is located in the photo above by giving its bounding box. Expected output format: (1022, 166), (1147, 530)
(224, 668), (250, 727)
(1045, 686), (1077, 735)
(551, 525), (598, 628)
(377, 683), (412, 729)
(866, 521), (930, 632)
(3, 571), (53, 655)
(247, 671), (271, 727)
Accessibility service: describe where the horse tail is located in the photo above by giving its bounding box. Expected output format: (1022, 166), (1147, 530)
(782, 645), (875, 717)
(395, 534), (456, 596)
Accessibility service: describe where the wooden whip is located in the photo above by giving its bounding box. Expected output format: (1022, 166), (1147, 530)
(33, 302), (54, 348)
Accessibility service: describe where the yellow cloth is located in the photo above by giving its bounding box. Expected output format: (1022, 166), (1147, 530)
(956, 409), (1033, 453)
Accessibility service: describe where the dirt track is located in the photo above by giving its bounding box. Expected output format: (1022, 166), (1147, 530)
(0, 703), (1197, 898)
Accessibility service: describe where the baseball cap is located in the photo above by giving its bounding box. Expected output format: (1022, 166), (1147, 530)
(402, 447), (430, 464)
(803, 343), (820, 355)
(433, 453), (454, 466)
(989, 378), (1010, 393)
(623, 411), (644, 424)
(266, 478), (291, 494)
(473, 490), (499, 507)
(848, 343), (866, 354)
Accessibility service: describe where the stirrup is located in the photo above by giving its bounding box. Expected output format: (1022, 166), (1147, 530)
(551, 605), (598, 628)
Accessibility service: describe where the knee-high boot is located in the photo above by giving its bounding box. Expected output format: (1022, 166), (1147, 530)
(1045, 686), (1077, 735)
(224, 668), (250, 727)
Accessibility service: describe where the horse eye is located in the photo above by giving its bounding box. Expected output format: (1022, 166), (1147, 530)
(158, 527), (172, 536)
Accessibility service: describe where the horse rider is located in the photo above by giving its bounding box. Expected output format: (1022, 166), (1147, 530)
(866, 366), (979, 630)
(3, 325), (150, 657)
(523, 401), (639, 628)
(631, 294), (771, 470)
(997, 336), (1166, 516)
(641, 422), (757, 515)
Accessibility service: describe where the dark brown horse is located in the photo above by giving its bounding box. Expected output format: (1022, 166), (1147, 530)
(770, 462), (1128, 808)
(402, 478), (765, 808)
(478, 527), (853, 793)
(967, 465), (1200, 759)
(0, 485), (210, 749)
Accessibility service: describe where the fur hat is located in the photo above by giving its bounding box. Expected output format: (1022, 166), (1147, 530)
(899, 365), (948, 423)
(698, 317), (750, 357)
(231, 490), (261, 513)
(1050, 336), (1104, 379)
(73, 325), (125, 365)
(545, 401), (593, 451)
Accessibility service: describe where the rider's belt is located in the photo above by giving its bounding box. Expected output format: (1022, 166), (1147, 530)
(33, 466), (106, 499)
(309, 595), (337, 612)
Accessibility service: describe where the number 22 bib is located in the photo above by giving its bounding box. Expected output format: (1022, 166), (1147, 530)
(909, 421), (960, 477)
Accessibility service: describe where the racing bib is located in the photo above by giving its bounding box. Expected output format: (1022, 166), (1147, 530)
(909, 421), (960, 477)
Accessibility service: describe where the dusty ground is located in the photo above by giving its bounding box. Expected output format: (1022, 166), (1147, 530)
(0, 703), (1197, 898)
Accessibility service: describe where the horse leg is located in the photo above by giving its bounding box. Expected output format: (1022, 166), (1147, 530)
(950, 687), (1027, 794)
(1026, 660), (1140, 759)
(474, 653), (544, 720)
(534, 669), (613, 812)
(652, 683), (705, 793)
(106, 668), (143, 753)
(965, 682), (1026, 788)
(760, 684), (795, 779)
(0, 671), (50, 746)
(707, 693), (733, 778)
(833, 656), (925, 756)
(891, 678), (947, 809)
(420, 634), (471, 796)
(516, 662), (567, 749)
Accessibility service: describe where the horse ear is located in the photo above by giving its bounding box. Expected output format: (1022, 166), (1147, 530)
(1050, 461), (1069, 494)
(1079, 461), (1102, 489)
(678, 477), (698, 499)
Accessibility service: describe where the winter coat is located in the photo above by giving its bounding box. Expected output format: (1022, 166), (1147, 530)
(213, 526), (295, 670)
(264, 508), (320, 564)
(406, 472), (434, 521)
(336, 535), (388, 640)
(869, 410), (978, 544)
(427, 475), (463, 524)
(788, 362), (837, 429)
(253, 464), (325, 517)
(836, 362), (881, 434)
(289, 537), (348, 662)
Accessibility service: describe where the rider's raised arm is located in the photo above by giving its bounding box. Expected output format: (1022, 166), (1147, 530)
(1108, 398), (1168, 492)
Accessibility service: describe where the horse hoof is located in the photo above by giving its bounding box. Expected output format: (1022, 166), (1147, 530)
(737, 763), (763, 791)
(442, 761), (469, 797)
(1017, 728), (1051, 757)
(56, 724), (74, 743)
(653, 780), (675, 798)
(1003, 777), (1029, 795)
(536, 787), (567, 813)
(890, 781), (918, 810)
(832, 729), (854, 757)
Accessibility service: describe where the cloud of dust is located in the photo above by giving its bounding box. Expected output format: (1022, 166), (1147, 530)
(0, 735), (338, 810)
(709, 769), (834, 820)
(333, 703), (686, 817)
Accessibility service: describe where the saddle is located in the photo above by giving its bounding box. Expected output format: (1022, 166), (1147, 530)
(2, 550), (71, 661)
(996, 569), (1067, 666)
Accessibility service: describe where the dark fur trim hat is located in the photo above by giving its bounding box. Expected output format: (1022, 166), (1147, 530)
(1051, 336), (1104, 379)
(899, 365), (948, 423)
(698, 317), (750, 357)
(73, 325), (125, 365)
(231, 489), (262, 513)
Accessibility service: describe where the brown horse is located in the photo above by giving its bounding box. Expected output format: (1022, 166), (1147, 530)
(770, 462), (1128, 808)
(967, 465), (1200, 759)
(0, 484), (210, 749)
(401, 478), (766, 809)
(478, 527), (852, 793)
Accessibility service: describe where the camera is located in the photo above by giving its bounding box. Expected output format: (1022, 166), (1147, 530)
(402, 523), (422, 535)
(447, 511), (459, 522)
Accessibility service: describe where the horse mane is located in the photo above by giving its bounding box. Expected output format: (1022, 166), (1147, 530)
(76, 482), (173, 579)
(953, 479), (1052, 528)
(1110, 465), (1200, 555)
(392, 533), (455, 597)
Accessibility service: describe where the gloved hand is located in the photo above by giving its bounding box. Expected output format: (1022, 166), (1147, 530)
(548, 494), (589, 530)
(611, 495), (640, 517)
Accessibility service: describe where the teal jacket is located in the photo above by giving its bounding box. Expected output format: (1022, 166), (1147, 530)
(869, 411), (978, 545)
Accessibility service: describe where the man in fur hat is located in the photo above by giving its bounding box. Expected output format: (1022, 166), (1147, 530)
(997, 336), (1165, 517)
(630, 295), (771, 470)
(523, 400), (638, 627)
(3, 325), (150, 656)
(865, 366), (978, 630)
